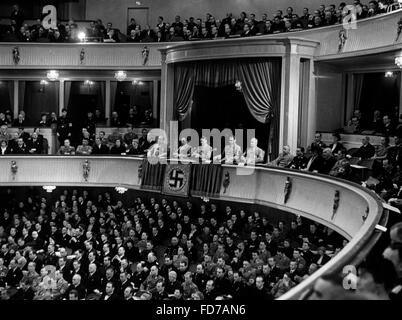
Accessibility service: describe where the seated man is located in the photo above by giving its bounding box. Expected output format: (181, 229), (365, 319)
(147, 135), (167, 159)
(110, 139), (126, 155)
(127, 138), (143, 155)
(312, 147), (336, 174)
(26, 132), (43, 154)
(288, 147), (308, 170)
(174, 137), (192, 160)
(382, 115), (395, 136)
(92, 136), (109, 155)
(329, 148), (351, 179)
(242, 137), (265, 165)
(214, 136), (242, 164)
(353, 136), (376, 159)
(12, 138), (28, 154)
(345, 110), (362, 133)
(311, 132), (326, 151)
(76, 139), (93, 155)
(270, 145), (294, 167)
(192, 136), (213, 163)
(57, 139), (76, 155)
(123, 124), (138, 146)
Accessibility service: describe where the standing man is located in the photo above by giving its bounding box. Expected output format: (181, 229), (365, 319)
(57, 109), (73, 148)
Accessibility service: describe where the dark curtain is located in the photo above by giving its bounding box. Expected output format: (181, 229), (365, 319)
(174, 58), (282, 159)
(237, 60), (281, 159)
(140, 159), (166, 191)
(194, 60), (238, 88)
(174, 64), (195, 120)
(190, 164), (223, 197)
(23, 81), (59, 126)
(0, 81), (13, 111)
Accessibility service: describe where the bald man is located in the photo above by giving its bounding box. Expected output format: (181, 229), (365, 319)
(270, 145), (294, 167)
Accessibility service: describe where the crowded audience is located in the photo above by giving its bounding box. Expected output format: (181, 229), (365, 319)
(0, 1), (395, 43)
(0, 187), (346, 300)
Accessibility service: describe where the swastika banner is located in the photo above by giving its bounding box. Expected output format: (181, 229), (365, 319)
(162, 163), (191, 197)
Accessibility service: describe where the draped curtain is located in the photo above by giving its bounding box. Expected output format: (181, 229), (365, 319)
(174, 58), (282, 158)
(174, 64), (195, 120)
(18, 81), (26, 111)
(190, 164), (223, 197)
(64, 81), (72, 111)
(7, 81), (14, 110)
(110, 81), (118, 115)
(140, 159), (166, 191)
(353, 73), (364, 111)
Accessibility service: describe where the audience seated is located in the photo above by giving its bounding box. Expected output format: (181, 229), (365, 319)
(0, 2), (392, 44)
(0, 187), (345, 301)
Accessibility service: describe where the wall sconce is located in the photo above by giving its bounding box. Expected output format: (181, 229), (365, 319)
(284, 177), (292, 204)
(114, 71), (127, 82)
(235, 80), (242, 92)
(395, 56), (402, 68)
(115, 186), (128, 194)
(83, 160), (90, 182)
(10, 160), (18, 180)
(43, 185), (56, 193)
(331, 190), (340, 220)
(78, 32), (86, 42)
(47, 70), (59, 81)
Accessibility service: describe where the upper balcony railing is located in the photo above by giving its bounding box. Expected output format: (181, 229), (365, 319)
(0, 9), (401, 69)
(0, 155), (388, 299)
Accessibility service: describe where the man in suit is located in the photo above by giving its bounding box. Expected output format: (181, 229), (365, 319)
(5, 259), (23, 287)
(27, 132), (42, 154)
(288, 147), (308, 170)
(65, 274), (86, 299)
(329, 132), (344, 155)
(311, 132), (327, 151)
(100, 281), (121, 300)
(354, 136), (375, 159)
(92, 136), (109, 154)
(218, 136), (242, 164)
(242, 137), (265, 165)
(86, 263), (102, 297)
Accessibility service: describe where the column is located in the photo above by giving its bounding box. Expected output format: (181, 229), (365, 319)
(59, 80), (64, 114)
(105, 80), (111, 126)
(153, 80), (159, 125)
(159, 51), (175, 145)
(282, 43), (301, 153)
(13, 80), (18, 118)
(306, 60), (317, 147)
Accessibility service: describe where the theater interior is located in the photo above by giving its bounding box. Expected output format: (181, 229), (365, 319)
(0, 0), (402, 302)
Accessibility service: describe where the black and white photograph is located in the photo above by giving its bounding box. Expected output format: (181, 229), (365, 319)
(0, 0), (401, 315)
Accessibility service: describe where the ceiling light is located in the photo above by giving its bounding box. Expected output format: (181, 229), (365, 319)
(47, 70), (59, 81)
(115, 186), (128, 194)
(395, 56), (402, 68)
(40, 80), (48, 85)
(43, 185), (56, 193)
(78, 32), (86, 41)
(114, 71), (127, 82)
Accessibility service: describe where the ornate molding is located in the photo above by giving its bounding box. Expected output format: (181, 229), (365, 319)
(338, 28), (347, 53)
(10, 160), (18, 180)
(12, 46), (20, 65)
(331, 190), (340, 220)
(82, 160), (90, 181)
(142, 46), (150, 66)
(80, 48), (85, 64)
(284, 177), (292, 204)
(222, 171), (230, 193)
